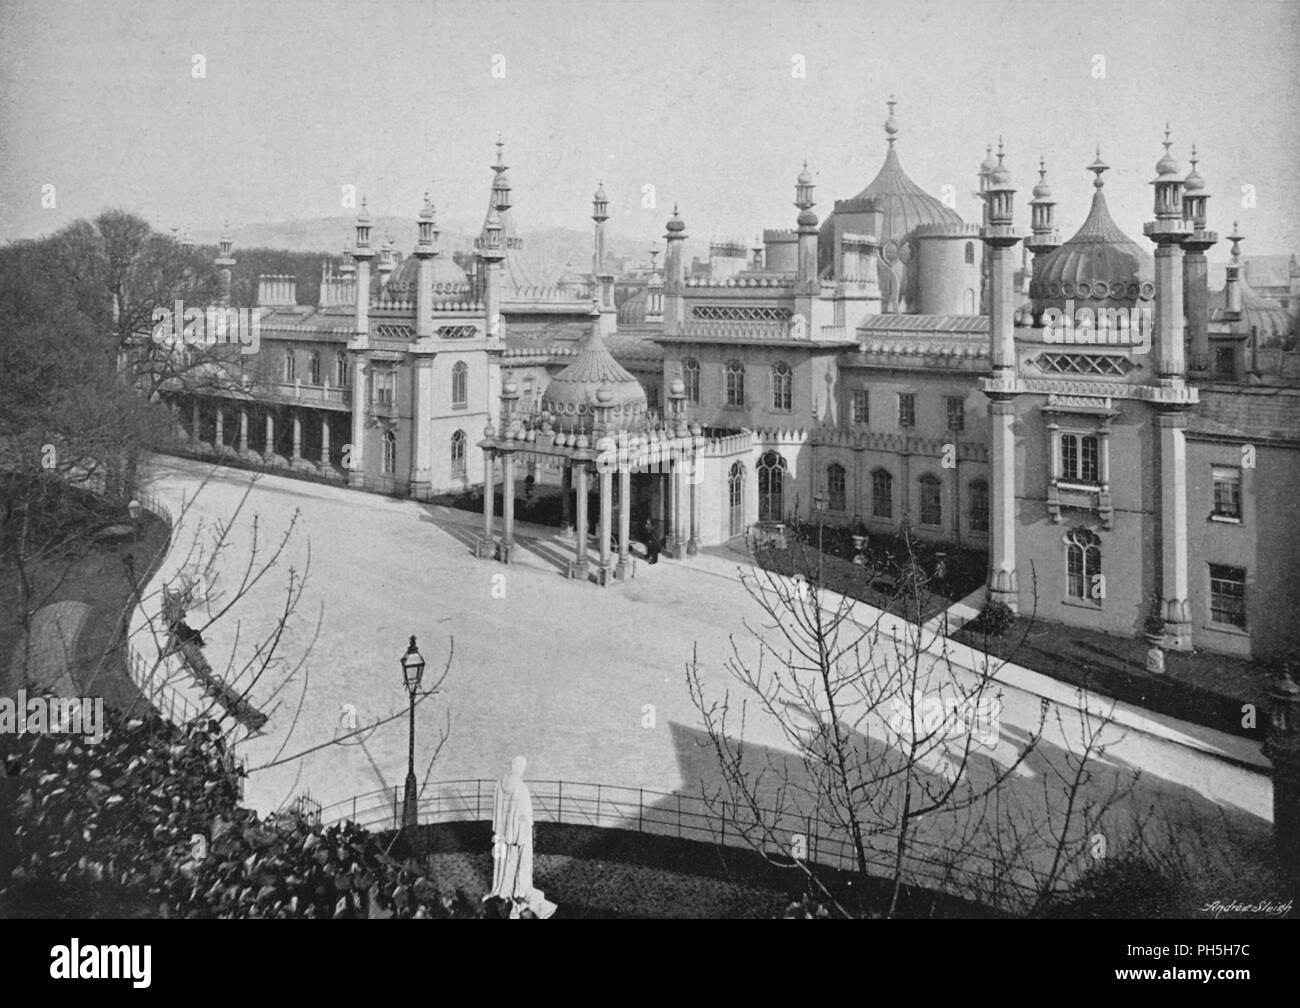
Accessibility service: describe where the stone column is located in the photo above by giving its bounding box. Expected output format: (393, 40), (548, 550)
(214, 404), (224, 448)
(561, 465), (573, 537)
(573, 462), (590, 578)
(1184, 248), (1211, 376)
(320, 414), (331, 466)
(238, 407), (248, 454)
(987, 398), (1018, 609)
(1153, 244), (1186, 378)
(599, 465), (614, 580)
(616, 464), (632, 578)
(1158, 410), (1192, 649)
(482, 450), (495, 546)
(502, 450), (516, 562)
(265, 411), (275, 457)
(348, 357), (368, 486)
(687, 455), (700, 555)
(291, 409), (302, 461)
(410, 356), (433, 497)
(191, 400), (200, 442)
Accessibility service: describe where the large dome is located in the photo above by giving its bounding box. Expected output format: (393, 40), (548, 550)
(541, 313), (647, 433)
(1031, 174), (1153, 320)
(842, 145), (964, 248)
(1210, 278), (1297, 349)
(384, 252), (469, 296)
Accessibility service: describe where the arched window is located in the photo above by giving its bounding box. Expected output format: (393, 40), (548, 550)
(450, 429), (467, 477)
(871, 468), (893, 519)
(335, 350), (349, 387)
(963, 288), (976, 313)
(964, 241), (975, 266)
(1065, 528), (1102, 603)
(682, 358), (700, 405)
(827, 463), (847, 512)
(757, 450), (786, 522)
(770, 361), (792, 412)
(724, 360), (745, 407)
(283, 350), (296, 382)
(451, 361), (468, 408)
(728, 462), (746, 537)
(918, 473), (942, 526)
(381, 429), (397, 475)
(307, 350), (321, 386)
(969, 478), (989, 534)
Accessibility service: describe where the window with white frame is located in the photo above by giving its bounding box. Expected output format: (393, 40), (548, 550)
(1211, 465), (1241, 520)
(1064, 527), (1102, 604)
(682, 358), (700, 405)
(283, 350), (297, 383)
(724, 360), (745, 407)
(851, 389), (869, 425)
(372, 367), (395, 405)
(307, 350), (321, 386)
(771, 361), (792, 412)
(1209, 564), (1246, 628)
(1059, 432), (1100, 485)
(335, 351), (349, 387)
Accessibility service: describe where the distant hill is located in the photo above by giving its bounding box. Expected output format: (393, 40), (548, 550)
(193, 217), (657, 286)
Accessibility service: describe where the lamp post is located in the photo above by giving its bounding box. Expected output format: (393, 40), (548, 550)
(812, 489), (827, 586)
(400, 635), (427, 837)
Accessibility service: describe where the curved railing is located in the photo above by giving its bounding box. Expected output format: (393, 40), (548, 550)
(317, 778), (1043, 912)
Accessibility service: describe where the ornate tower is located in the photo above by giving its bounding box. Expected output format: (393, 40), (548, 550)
(414, 193), (439, 339)
(979, 139), (1023, 611)
(1025, 159), (1061, 287)
(592, 182), (609, 275)
(1181, 146), (1217, 378)
(348, 199), (376, 487)
(1143, 126), (1195, 650)
(480, 205), (504, 340)
(794, 162), (820, 328)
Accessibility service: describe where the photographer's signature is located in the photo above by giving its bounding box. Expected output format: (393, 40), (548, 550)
(1200, 898), (1292, 918)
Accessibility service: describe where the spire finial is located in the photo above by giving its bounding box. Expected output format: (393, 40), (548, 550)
(1038, 156), (1046, 180)
(884, 94), (899, 146)
(1189, 143), (1198, 169)
(1163, 121), (1172, 153)
(1087, 147), (1109, 189)
(996, 135), (1005, 166)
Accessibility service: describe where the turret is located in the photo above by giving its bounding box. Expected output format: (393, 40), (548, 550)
(1180, 145), (1218, 377)
(794, 162), (819, 298)
(1143, 125), (1193, 379)
(663, 205), (687, 335)
(352, 199), (375, 348)
(214, 222), (236, 306)
(414, 193), (440, 339)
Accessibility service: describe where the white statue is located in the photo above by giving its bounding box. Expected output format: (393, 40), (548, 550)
(488, 756), (554, 916)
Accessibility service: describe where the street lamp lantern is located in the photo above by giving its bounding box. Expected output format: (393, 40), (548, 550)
(401, 635), (425, 692)
(127, 499), (142, 522)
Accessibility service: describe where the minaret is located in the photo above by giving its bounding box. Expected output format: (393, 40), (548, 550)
(647, 244), (664, 323)
(751, 235), (764, 271)
(592, 182), (616, 328)
(592, 182), (609, 275)
(977, 144), (996, 313)
(480, 205), (504, 340)
(1181, 145), (1217, 378)
(348, 199), (376, 487)
(794, 162), (819, 325)
(1025, 158), (1060, 275)
(377, 234), (395, 295)
(215, 222), (236, 306)
(1224, 222), (1244, 319)
(979, 138), (1023, 612)
(663, 205), (687, 335)
(1143, 126), (1195, 651)
(414, 193), (439, 339)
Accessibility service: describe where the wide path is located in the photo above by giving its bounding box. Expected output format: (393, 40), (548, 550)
(136, 456), (1271, 841)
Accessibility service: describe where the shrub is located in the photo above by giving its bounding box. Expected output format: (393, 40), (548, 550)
(976, 600), (1015, 638)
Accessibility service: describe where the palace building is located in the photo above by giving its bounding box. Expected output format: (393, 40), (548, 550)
(163, 102), (1300, 659)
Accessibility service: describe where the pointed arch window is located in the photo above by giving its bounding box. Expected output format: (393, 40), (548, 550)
(757, 451), (786, 522)
(283, 350), (297, 383)
(969, 478), (989, 534)
(918, 473), (942, 527)
(1065, 527), (1102, 604)
(771, 361), (792, 412)
(335, 351), (349, 388)
(964, 241), (975, 266)
(682, 358), (700, 405)
(724, 360), (745, 407)
(451, 429), (467, 477)
(728, 462), (746, 537)
(381, 429), (397, 476)
(307, 350), (321, 386)
(452, 360), (469, 408)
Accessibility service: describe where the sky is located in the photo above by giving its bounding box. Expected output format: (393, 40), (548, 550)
(1, 0), (1297, 260)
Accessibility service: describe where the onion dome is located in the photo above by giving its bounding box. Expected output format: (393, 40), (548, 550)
(387, 248), (467, 289)
(797, 162), (814, 186)
(1155, 124), (1180, 178)
(1032, 158), (1052, 199)
(419, 192), (435, 220)
(669, 375), (685, 396)
(540, 303), (648, 433)
(989, 138), (1012, 186)
(1030, 152), (1154, 316)
(357, 198), (371, 225)
(665, 204), (686, 233)
(617, 288), (648, 325)
(594, 182), (608, 202)
(980, 144), (997, 174)
(797, 209), (819, 228)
